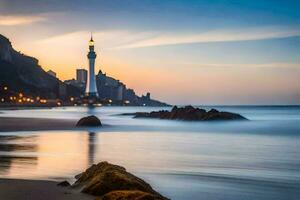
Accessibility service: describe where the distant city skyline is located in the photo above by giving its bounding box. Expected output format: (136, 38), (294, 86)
(0, 0), (300, 105)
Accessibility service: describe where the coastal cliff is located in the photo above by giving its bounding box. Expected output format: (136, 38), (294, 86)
(0, 34), (80, 99)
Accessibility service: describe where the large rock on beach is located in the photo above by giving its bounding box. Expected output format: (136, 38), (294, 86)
(97, 190), (165, 200)
(132, 105), (247, 121)
(72, 161), (169, 200)
(76, 115), (102, 127)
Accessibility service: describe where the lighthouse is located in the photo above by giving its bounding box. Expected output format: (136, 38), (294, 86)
(85, 34), (98, 98)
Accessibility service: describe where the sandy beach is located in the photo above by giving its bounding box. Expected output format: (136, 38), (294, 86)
(0, 179), (93, 200)
(0, 117), (77, 132)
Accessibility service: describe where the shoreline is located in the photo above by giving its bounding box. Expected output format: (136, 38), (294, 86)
(0, 161), (170, 200)
(0, 178), (93, 200)
(0, 117), (78, 132)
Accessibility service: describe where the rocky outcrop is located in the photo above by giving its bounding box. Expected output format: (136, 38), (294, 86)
(0, 35), (12, 62)
(131, 106), (247, 121)
(97, 190), (165, 200)
(72, 161), (169, 200)
(76, 115), (102, 127)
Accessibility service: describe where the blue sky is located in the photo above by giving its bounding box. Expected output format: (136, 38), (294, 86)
(0, 0), (299, 104)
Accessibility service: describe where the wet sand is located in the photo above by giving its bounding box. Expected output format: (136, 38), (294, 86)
(0, 117), (77, 132)
(0, 179), (93, 200)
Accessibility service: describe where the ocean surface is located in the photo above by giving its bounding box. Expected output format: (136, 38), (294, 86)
(0, 106), (300, 200)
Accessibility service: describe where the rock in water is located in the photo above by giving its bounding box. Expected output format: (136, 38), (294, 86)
(76, 115), (102, 127)
(132, 106), (247, 121)
(57, 181), (71, 187)
(204, 108), (244, 120)
(72, 161), (169, 200)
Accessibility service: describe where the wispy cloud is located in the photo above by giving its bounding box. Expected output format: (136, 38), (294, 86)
(36, 30), (155, 49)
(37, 26), (300, 53)
(113, 26), (300, 49)
(34, 30), (300, 70)
(179, 62), (300, 69)
(0, 15), (46, 26)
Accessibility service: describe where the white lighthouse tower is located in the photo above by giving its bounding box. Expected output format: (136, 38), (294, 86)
(85, 34), (98, 98)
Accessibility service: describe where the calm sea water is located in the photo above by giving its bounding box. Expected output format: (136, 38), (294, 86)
(0, 106), (300, 200)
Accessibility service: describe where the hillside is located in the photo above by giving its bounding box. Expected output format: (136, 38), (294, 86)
(0, 34), (80, 99)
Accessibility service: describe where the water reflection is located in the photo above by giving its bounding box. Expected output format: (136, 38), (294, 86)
(0, 130), (299, 200)
(0, 135), (37, 175)
(86, 106), (99, 166)
(88, 132), (96, 166)
(0, 132), (99, 180)
(87, 106), (97, 116)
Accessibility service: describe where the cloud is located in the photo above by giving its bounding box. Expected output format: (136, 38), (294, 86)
(35, 26), (300, 51)
(0, 15), (46, 26)
(34, 30), (300, 71)
(180, 62), (300, 69)
(113, 26), (300, 49)
(36, 30), (155, 50)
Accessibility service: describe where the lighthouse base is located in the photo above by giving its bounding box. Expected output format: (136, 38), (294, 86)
(85, 92), (98, 98)
(82, 92), (99, 106)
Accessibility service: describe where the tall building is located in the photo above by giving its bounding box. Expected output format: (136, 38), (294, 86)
(76, 69), (87, 83)
(85, 34), (98, 97)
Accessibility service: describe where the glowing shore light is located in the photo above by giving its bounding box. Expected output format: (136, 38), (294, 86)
(40, 99), (47, 103)
(108, 99), (112, 103)
(18, 99), (22, 103)
(19, 93), (23, 98)
(4, 86), (8, 91)
(70, 97), (74, 102)
(1, 98), (4, 102)
(125, 100), (130, 104)
(57, 102), (61, 106)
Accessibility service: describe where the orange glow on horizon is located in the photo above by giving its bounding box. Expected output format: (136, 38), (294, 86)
(2, 30), (299, 104)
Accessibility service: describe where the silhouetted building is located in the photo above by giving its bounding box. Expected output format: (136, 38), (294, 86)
(47, 70), (56, 77)
(76, 69), (87, 83)
(96, 70), (124, 101)
(94, 70), (167, 106)
(64, 79), (85, 92)
(123, 88), (137, 103)
(116, 84), (123, 101)
(146, 92), (150, 100)
(58, 82), (67, 99)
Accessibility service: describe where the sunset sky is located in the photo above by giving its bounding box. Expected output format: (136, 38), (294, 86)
(0, 0), (300, 105)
